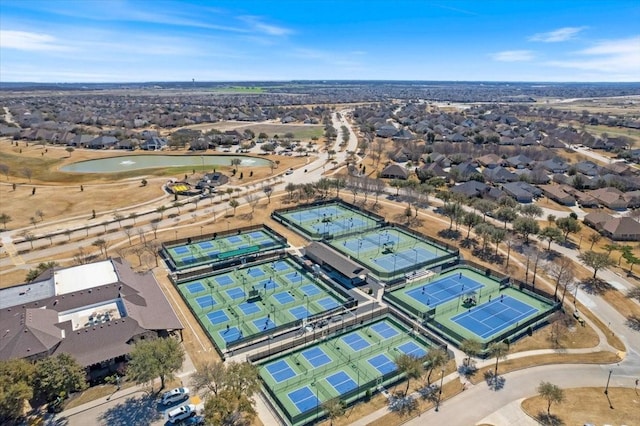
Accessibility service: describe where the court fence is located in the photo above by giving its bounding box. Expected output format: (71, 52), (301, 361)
(271, 198), (386, 241)
(160, 224), (288, 272)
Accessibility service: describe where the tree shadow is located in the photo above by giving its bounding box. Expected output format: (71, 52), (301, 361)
(483, 371), (506, 391)
(438, 229), (461, 240)
(626, 315), (640, 331)
(580, 278), (614, 295)
(417, 384), (439, 402)
(460, 238), (477, 249)
(388, 391), (418, 417)
(457, 364), (477, 379)
(44, 414), (69, 426)
(535, 412), (565, 426)
(98, 393), (162, 426)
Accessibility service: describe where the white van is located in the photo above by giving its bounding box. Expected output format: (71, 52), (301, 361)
(167, 403), (196, 423)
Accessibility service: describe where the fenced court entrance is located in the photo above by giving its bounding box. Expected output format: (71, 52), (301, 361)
(328, 226), (458, 280)
(257, 316), (435, 426)
(161, 225), (287, 271)
(272, 199), (384, 240)
(173, 255), (352, 356)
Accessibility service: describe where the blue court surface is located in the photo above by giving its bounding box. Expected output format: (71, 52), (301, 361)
(289, 306), (310, 319)
(316, 297), (339, 310)
(274, 292), (295, 305)
(249, 231), (264, 239)
(187, 282), (205, 294)
(300, 284), (321, 296)
(267, 360), (297, 383)
(198, 241), (213, 249)
(301, 347), (332, 368)
(326, 371), (357, 395)
(342, 333), (370, 351)
(288, 386), (319, 413)
(370, 322), (399, 339)
(253, 317), (276, 331)
(452, 295), (538, 339)
(227, 235), (242, 243)
(272, 261), (289, 271)
(407, 275), (484, 308)
(239, 302), (261, 315)
(220, 326), (242, 343)
(196, 295), (216, 309)
(368, 354), (396, 375)
(285, 272), (303, 283)
(372, 247), (436, 272)
(226, 288), (245, 300)
(207, 310), (228, 325)
(398, 342), (427, 358)
(343, 238), (378, 252)
(215, 275), (234, 286)
(174, 246), (189, 255)
(259, 279), (279, 291)
(248, 268), (264, 278)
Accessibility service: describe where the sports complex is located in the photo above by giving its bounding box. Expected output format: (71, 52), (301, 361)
(162, 200), (558, 424)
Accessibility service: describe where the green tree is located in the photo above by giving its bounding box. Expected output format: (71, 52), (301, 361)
(555, 217), (581, 240)
(65, 147), (74, 157)
(229, 199), (239, 215)
(442, 202), (463, 231)
(459, 339), (482, 368)
(156, 205), (167, 220)
(473, 199), (497, 222)
(322, 398), (346, 426)
(539, 226), (564, 250)
(33, 354), (87, 403)
(578, 250), (614, 279)
(488, 341), (509, 380)
(463, 212), (482, 239)
(263, 186), (273, 204)
(0, 359), (35, 424)
(127, 338), (184, 391)
(537, 381), (564, 416)
(519, 204), (543, 218)
(587, 233), (602, 250)
(513, 217), (540, 243)
(423, 347), (448, 386)
(495, 207), (518, 229)
(25, 261), (58, 282)
(394, 354), (424, 396)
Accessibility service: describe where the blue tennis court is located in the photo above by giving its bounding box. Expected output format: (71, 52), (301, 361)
(215, 275), (234, 286)
(285, 272), (303, 283)
(183, 256), (196, 264)
(220, 326), (242, 343)
(272, 261), (289, 271)
(368, 354), (396, 374)
(452, 295), (539, 339)
(267, 360), (297, 383)
(174, 246), (189, 255)
(398, 342), (427, 358)
(226, 288), (245, 300)
(259, 278), (279, 291)
(407, 275), (484, 307)
(300, 284), (321, 296)
(248, 268), (264, 278)
(301, 347), (332, 368)
(239, 302), (261, 315)
(274, 292), (295, 305)
(196, 295), (216, 309)
(342, 333), (370, 351)
(207, 310), (228, 325)
(343, 238), (378, 252)
(186, 282), (205, 294)
(370, 322), (399, 339)
(227, 235), (242, 243)
(249, 231), (264, 239)
(326, 371), (357, 395)
(288, 386), (318, 413)
(253, 317), (276, 331)
(198, 241), (213, 249)
(316, 297), (339, 310)
(372, 247), (436, 273)
(289, 306), (310, 319)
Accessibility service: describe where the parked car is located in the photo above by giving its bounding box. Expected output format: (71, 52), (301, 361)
(179, 416), (205, 425)
(285, 168), (294, 175)
(161, 387), (190, 406)
(167, 403), (196, 423)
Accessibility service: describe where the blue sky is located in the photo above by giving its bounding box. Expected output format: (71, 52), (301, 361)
(1, 0), (639, 82)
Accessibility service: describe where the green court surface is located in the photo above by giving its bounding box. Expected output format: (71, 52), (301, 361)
(176, 256), (349, 352)
(328, 226), (458, 280)
(274, 201), (383, 240)
(385, 267), (556, 347)
(163, 227), (287, 270)
(258, 316), (434, 426)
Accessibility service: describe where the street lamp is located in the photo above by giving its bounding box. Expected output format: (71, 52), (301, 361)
(604, 369), (613, 395)
(435, 367), (445, 412)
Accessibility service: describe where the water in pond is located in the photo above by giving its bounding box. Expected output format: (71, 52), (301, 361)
(60, 155), (271, 173)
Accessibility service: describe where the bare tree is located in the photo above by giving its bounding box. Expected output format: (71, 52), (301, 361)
(137, 227), (147, 244)
(150, 222), (159, 239)
(22, 167), (33, 182)
(548, 255), (575, 302)
(123, 226), (134, 245)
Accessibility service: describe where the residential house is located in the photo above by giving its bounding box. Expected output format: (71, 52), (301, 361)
(589, 187), (628, 210)
(69, 134), (94, 147)
(450, 181), (489, 198)
(87, 135), (118, 149)
(380, 163), (409, 180)
(540, 158), (569, 174)
(584, 213), (640, 241)
(506, 154), (533, 169)
(451, 161), (479, 182)
(501, 182), (541, 203)
(483, 166), (518, 184)
(539, 185), (576, 206)
(476, 153), (504, 169)
(575, 161), (600, 177)
(140, 136), (168, 151)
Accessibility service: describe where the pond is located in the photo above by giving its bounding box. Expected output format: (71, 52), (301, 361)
(60, 154), (271, 173)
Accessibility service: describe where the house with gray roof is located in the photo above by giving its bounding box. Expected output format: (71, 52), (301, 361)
(506, 154), (533, 169)
(0, 259), (183, 375)
(501, 182), (540, 203)
(575, 160), (600, 177)
(483, 166), (518, 184)
(539, 185), (576, 206)
(380, 163), (409, 180)
(540, 158), (569, 174)
(584, 213), (640, 241)
(451, 181), (488, 198)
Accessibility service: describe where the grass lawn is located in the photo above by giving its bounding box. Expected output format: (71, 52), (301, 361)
(521, 386), (639, 426)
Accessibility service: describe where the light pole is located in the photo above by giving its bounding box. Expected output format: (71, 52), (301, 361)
(200, 226), (204, 237)
(435, 367), (445, 412)
(604, 369), (613, 395)
(174, 230), (178, 241)
(304, 294), (309, 318)
(573, 280), (579, 305)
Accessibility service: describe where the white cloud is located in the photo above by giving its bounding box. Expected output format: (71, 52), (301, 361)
(529, 27), (587, 42)
(547, 36), (640, 74)
(0, 30), (72, 51)
(239, 16), (292, 36)
(490, 50), (534, 62)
